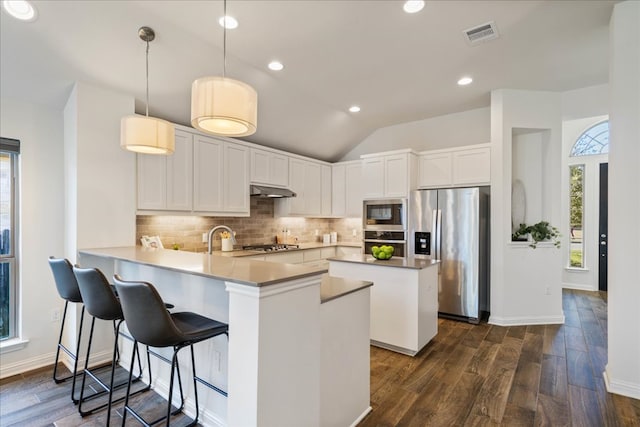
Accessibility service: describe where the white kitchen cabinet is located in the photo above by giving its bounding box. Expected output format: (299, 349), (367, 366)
(418, 152), (452, 188)
(360, 150), (417, 200)
(275, 158), (330, 217)
(262, 251), (304, 264)
(137, 129), (192, 211)
(418, 144), (490, 188)
(336, 246), (363, 257)
(250, 148), (289, 188)
(452, 146), (491, 186)
(193, 134), (249, 215)
(332, 160), (363, 218)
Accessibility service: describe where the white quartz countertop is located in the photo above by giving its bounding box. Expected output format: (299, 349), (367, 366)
(79, 246), (327, 287)
(328, 254), (440, 270)
(211, 241), (362, 257)
(320, 274), (373, 304)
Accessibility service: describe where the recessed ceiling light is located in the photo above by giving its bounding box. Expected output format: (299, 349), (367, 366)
(403, 0), (425, 14)
(218, 15), (238, 29)
(2, 0), (37, 21)
(457, 76), (473, 86)
(349, 106), (361, 113)
(268, 61), (284, 71)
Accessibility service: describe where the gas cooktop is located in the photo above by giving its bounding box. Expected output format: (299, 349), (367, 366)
(242, 244), (300, 252)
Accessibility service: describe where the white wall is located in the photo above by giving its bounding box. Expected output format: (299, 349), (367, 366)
(561, 84), (609, 120)
(489, 89), (564, 325)
(0, 98), (66, 376)
(340, 107), (490, 160)
(605, 0), (640, 400)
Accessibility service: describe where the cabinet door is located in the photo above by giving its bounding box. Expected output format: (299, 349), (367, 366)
(452, 147), (490, 185)
(193, 135), (223, 212)
(166, 130), (193, 211)
(270, 153), (289, 187)
(331, 164), (346, 217)
(345, 163), (363, 217)
(137, 153), (166, 210)
(224, 142), (250, 214)
(418, 152), (452, 188)
(250, 148), (270, 184)
(384, 154), (408, 198)
(287, 159), (306, 214)
(361, 157), (385, 199)
(321, 165), (332, 216)
(304, 162), (322, 215)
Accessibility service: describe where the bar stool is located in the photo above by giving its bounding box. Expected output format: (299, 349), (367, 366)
(73, 266), (151, 426)
(113, 275), (228, 427)
(48, 256), (86, 403)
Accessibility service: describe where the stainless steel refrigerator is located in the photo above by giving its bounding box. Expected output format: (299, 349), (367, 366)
(409, 188), (490, 323)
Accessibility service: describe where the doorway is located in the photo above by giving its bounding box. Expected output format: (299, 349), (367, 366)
(599, 163), (608, 291)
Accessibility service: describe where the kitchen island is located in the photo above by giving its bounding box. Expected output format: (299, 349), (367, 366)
(79, 247), (372, 427)
(329, 254), (439, 356)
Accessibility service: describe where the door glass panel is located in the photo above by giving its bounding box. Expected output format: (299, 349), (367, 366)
(569, 164), (584, 267)
(1, 152), (16, 340)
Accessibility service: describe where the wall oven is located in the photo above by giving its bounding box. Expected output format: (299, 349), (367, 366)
(363, 199), (407, 231)
(363, 230), (406, 258)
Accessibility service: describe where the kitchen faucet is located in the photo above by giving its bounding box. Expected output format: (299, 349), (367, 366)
(207, 225), (237, 254)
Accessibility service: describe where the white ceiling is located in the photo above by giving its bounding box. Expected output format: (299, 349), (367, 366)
(0, 1), (615, 161)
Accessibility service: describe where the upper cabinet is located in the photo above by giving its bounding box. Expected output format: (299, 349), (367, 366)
(361, 150), (417, 199)
(250, 148), (289, 188)
(332, 160), (363, 217)
(137, 128), (249, 216)
(275, 158), (331, 217)
(137, 129), (193, 211)
(418, 144), (490, 189)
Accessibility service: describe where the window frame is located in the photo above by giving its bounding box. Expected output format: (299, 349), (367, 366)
(1, 138), (20, 342)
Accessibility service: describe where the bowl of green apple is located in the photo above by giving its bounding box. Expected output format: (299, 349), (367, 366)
(371, 245), (394, 260)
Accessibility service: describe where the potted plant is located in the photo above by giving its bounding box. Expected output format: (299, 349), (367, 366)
(512, 221), (561, 248)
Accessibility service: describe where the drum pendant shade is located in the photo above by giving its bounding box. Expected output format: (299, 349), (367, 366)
(191, 77), (257, 137)
(121, 115), (175, 155)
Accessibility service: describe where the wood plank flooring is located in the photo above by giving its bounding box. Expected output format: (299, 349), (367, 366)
(1, 289), (639, 426)
(360, 289), (640, 427)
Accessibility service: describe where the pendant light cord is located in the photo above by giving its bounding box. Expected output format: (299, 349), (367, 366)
(145, 38), (150, 117)
(223, 0), (227, 78)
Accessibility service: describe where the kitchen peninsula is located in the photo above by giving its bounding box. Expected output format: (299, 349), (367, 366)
(78, 246), (372, 427)
(329, 254), (439, 356)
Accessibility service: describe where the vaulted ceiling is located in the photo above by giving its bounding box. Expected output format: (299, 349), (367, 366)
(0, 1), (615, 161)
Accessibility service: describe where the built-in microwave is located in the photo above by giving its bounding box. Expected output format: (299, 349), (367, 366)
(363, 199), (407, 231)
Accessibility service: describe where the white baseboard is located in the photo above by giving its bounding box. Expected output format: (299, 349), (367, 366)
(0, 348), (115, 380)
(488, 313), (565, 326)
(350, 406), (372, 427)
(603, 369), (640, 400)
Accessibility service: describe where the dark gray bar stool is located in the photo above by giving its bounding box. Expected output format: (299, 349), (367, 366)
(73, 266), (151, 426)
(48, 256), (86, 403)
(113, 275), (228, 427)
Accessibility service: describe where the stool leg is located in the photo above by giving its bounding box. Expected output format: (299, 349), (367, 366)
(53, 302), (85, 404)
(70, 305), (85, 403)
(78, 316), (96, 415)
(121, 340), (138, 427)
(52, 301), (69, 383)
(189, 344), (200, 427)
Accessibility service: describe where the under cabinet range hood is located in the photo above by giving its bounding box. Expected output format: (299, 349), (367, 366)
(250, 185), (296, 198)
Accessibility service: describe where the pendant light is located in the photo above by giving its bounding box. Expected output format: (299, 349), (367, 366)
(190, 0), (257, 137)
(121, 27), (175, 155)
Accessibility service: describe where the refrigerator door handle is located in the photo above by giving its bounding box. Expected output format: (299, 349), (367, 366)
(435, 209), (442, 261)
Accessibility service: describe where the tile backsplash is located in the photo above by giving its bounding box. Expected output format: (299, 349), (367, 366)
(136, 198), (362, 252)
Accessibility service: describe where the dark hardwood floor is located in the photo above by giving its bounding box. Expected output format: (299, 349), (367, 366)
(1, 289), (639, 426)
(361, 289), (640, 426)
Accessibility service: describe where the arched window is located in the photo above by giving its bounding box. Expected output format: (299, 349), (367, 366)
(570, 121), (609, 157)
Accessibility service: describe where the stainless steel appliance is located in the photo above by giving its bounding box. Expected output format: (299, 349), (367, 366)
(363, 230), (406, 258)
(363, 199), (406, 231)
(409, 188), (490, 323)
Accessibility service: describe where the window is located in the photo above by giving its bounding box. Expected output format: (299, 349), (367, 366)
(570, 121), (609, 156)
(569, 165), (584, 267)
(1, 137), (19, 341)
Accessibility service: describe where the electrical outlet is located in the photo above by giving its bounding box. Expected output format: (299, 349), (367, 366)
(352, 228), (358, 237)
(315, 229), (319, 236)
(50, 308), (61, 323)
(545, 286), (551, 295)
(202, 232), (208, 243)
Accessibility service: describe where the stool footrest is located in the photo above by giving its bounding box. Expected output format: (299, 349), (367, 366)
(194, 376), (227, 397)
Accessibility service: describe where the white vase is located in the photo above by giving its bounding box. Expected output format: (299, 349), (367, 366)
(221, 238), (233, 252)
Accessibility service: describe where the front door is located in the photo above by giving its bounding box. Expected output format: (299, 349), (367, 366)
(598, 163), (608, 291)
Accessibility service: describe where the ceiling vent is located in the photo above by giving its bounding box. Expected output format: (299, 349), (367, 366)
(463, 21), (499, 45)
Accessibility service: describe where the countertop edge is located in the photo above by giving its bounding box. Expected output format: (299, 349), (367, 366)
(320, 275), (373, 304)
(328, 255), (440, 270)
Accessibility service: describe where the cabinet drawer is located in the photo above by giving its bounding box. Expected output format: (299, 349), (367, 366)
(263, 251), (304, 264)
(303, 249), (322, 262)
